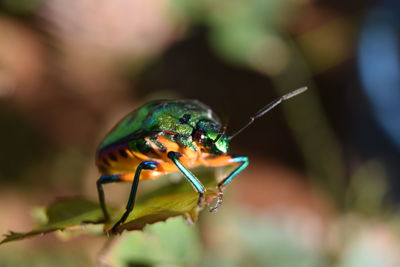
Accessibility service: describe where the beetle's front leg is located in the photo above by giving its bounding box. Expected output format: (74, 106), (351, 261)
(203, 154), (249, 212)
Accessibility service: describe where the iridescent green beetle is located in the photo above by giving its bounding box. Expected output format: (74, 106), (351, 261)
(96, 87), (307, 233)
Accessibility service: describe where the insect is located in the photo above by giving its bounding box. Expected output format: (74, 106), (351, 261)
(96, 87), (307, 233)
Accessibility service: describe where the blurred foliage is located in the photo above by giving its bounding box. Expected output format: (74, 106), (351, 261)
(105, 208), (400, 267)
(171, 0), (294, 67)
(200, 211), (326, 267)
(345, 160), (388, 217)
(0, 0), (43, 16)
(106, 217), (202, 267)
(0, 247), (90, 267)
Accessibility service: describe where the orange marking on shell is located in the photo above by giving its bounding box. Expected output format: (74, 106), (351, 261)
(131, 151), (152, 161)
(125, 149), (135, 158)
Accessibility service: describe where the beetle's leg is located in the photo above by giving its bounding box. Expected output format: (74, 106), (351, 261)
(147, 137), (167, 155)
(97, 174), (123, 222)
(167, 151), (206, 208)
(203, 155), (249, 212)
(217, 155), (249, 189)
(111, 161), (158, 234)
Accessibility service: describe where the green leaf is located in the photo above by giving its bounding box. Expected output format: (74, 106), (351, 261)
(0, 198), (104, 244)
(1, 168), (220, 244)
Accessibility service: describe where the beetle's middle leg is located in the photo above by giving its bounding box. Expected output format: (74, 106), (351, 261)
(167, 151), (206, 208)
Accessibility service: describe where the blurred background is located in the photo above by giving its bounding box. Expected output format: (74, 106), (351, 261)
(1, 0), (400, 266)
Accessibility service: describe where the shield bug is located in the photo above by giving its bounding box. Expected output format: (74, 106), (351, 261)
(96, 87), (307, 233)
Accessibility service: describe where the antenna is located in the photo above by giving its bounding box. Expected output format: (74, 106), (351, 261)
(215, 125), (227, 143)
(228, 86), (308, 140)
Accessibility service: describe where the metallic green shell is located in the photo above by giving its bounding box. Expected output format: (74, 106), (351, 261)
(98, 100), (221, 151)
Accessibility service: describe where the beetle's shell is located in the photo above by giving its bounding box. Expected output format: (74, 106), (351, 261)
(96, 100), (222, 179)
(98, 100), (220, 151)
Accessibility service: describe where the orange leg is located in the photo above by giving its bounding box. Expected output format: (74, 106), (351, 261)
(203, 154), (249, 187)
(203, 155), (242, 167)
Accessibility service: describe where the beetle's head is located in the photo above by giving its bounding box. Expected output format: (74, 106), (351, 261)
(192, 120), (229, 155)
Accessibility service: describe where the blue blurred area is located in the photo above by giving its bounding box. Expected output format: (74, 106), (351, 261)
(358, 8), (400, 150)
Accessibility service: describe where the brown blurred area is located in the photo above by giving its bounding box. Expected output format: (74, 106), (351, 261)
(1, 0), (400, 266)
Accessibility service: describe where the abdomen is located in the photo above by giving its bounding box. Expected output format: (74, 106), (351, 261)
(96, 135), (203, 181)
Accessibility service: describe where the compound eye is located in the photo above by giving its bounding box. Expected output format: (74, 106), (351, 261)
(193, 129), (205, 143)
